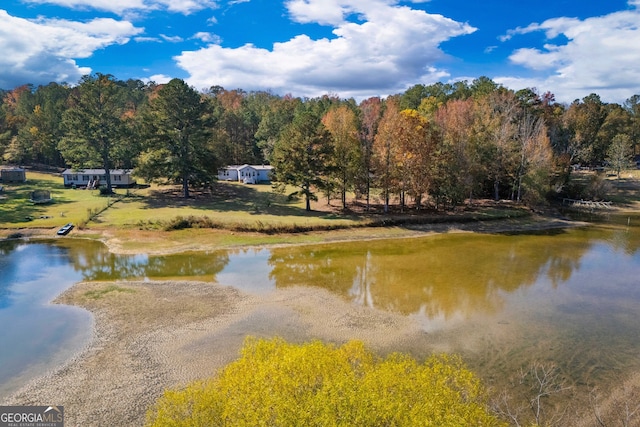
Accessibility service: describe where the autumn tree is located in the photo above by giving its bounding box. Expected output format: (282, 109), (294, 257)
(513, 112), (553, 203)
(137, 78), (215, 198)
(597, 103), (632, 161)
(358, 97), (383, 211)
(1, 85), (33, 163)
(606, 134), (634, 179)
(15, 83), (70, 167)
(534, 91), (572, 187)
(59, 74), (130, 193)
(433, 98), (486, 207)
(563, 93), (608, 165)
(393, 109), (437, 209)
(477, 91), (554, 204)
(271, 105), (334, 211)
(209, 88), (264, 166)
(322, 105), (361, 209)
(477, 92), (522, 201)
(373, 98), (402, 213)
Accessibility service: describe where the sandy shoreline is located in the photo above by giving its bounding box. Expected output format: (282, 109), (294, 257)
(0, 212), (583, 256)
(2, 280), (431, 426)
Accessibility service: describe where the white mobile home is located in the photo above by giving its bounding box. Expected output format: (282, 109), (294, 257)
(218, 165), (273, 184)
(62, 169), (136, 188)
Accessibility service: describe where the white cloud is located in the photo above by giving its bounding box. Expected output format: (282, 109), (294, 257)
(0, 10), (142, 88)
(21, 0), (218, 15)
(135, 36), (162, 43)
(155, 0), (218, 14)
(143, 74), (173, 84)
(192, 32), (222, 44)
(285, 0), (352, 26)
(160, 34), (184, 43)
(22, 0), (146, 15)
(176, 0), (475, 99)
(500, 2), (640, 103)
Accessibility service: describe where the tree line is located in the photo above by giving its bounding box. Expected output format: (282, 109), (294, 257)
(1, 74), (639, 210)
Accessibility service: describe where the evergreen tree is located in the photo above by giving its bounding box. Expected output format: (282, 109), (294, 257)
(271, 105), (334, 211)
(59, 74), (128, 193)
(137, 78), (215, 198)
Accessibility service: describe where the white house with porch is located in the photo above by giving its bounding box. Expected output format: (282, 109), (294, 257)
(217, 164), (273, 184)
(62, 168), (136, 188)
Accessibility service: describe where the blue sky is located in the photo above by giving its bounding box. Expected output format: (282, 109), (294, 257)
(1, 0), (639, 104)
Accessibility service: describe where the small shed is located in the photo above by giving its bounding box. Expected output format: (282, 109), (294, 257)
(0, 167), (26, 183)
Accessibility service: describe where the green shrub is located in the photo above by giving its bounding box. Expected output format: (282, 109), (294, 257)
(99, 186), (112, 196)
(146, 337), (505, 427)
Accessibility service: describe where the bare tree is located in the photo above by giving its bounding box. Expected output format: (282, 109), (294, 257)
(589, 386), (640, 427)
(491, 362), (571, 427)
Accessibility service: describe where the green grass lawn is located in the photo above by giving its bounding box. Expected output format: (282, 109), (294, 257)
(0, 171), (115, 229)
(99, 180), (367, 231)
(0, 171), (366, 232)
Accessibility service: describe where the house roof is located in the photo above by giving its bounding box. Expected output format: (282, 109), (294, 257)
(221, 164), (273, 171)
(62, 169), (132, 175)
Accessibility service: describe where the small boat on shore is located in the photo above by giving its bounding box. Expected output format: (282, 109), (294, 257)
(57, 223), (74, 236)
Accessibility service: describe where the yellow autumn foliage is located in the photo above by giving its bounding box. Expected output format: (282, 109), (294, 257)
(146, 337), (506, 427)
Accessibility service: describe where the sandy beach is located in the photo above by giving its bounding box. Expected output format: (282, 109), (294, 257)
(2, 280), (432, 426)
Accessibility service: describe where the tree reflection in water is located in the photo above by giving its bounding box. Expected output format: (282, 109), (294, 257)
(267, 231), (591, 319)
(38, 240), (231, 282)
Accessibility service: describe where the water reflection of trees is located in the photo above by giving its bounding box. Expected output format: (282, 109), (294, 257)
(0, 240), (23, 256)
(57, 241), (229, 281)
(268, 234), (593, 319)
(0, 241), (19, 308)
(566, 213), (640, 255)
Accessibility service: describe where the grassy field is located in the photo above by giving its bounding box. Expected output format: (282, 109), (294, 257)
(0, 170), (368, 234)
(101, 180), (364, 230)
(0, 171), (112, 230)
(604, 169), (640, 206)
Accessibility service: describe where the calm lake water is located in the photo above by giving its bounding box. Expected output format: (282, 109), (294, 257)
(1, 213), (639, 402)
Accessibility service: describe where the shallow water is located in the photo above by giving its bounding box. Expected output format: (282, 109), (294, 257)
(1, 214), (639, 405)
(0, 242), (93, 397)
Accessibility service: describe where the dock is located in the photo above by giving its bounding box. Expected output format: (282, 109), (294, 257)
(562, 198), (613, 209)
